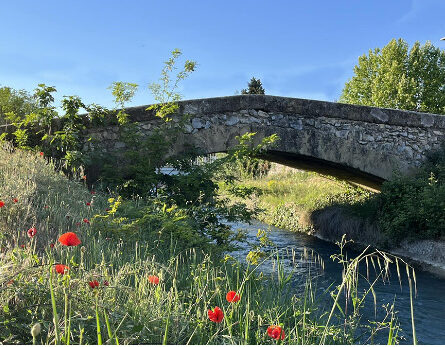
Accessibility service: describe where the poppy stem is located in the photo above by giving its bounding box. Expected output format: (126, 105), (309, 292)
(162, 298), (171, 345)
(49, 264), (60, 344)
(95, 295), (103, 345)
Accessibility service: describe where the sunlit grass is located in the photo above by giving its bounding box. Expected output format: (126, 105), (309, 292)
(259, 172), (346, 211)
(0, 149), (415, 344)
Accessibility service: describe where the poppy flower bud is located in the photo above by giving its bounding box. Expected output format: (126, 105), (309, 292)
(81, 246), (86, 253)
(31, 322), (41, 337)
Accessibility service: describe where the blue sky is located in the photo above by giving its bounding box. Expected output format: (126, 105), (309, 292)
(1, 0), (444, 109)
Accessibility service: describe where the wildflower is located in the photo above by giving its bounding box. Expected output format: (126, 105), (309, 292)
(83, 218), (90, 224)
(20, 244), (25, 249)
(31, 322), (41, 338)
(103, 280), (109, 286)
(44, 205), (49, 209)
(148, 275), (159, 285)
(89, 280), (99, 289)
(208, 306), (224, 323)
(58, 232), (81, 246)
(90, 190), (96, 195)
(54, 264), (70, 275)
(39, 152), (44, 157)
(76, 222), (81, 226)
(82, 175), (87, 180)
(27, 227), (37, 238)
(12, 198), (18, 203)
(267, 325), (285, 340)
(86, 202), (91, 206)
(50, 243), (55, 249)
(226, 290), (240, 303)
(0, 200), (4, 208)
(6, 279), (14, 286)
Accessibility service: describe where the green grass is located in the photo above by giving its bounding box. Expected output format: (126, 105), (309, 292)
(218, 165), (372, 233)
(234, 169), (347, 211)
(0, 149), (413, 344)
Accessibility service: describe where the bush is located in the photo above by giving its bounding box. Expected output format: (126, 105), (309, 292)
(376, 144), (445, 243)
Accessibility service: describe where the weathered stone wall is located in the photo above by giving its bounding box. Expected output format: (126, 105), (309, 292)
(82, 95), (445, 189)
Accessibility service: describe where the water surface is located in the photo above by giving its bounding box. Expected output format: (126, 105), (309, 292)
(227, 219), (445, 345)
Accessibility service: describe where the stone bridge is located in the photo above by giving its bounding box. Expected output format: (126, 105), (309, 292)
(83, 95), (445, 190)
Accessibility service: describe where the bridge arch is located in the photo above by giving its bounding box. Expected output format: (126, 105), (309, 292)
(83, 95), (445, 190)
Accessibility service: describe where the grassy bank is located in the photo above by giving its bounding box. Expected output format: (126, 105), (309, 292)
(218, 164), (382, 244)
(0, 149), (415, 344)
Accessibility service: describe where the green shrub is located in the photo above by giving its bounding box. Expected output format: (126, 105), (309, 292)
(376, 144), (445, 243)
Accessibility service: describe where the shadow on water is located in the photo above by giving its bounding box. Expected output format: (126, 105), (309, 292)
(227, 219), (445, 345)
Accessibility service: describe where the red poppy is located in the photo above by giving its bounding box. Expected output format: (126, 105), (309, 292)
(148, 275), (159, 285)
(226, 290), (240, 303)
(76, 222), (81, 226)
(44, 205), (49, 209)
(103, 280), (109, 286)
(90, 191), (96, 195)
(39, 152), (44, 157)
(208, 306), (224, 323)
(27, 227), (37, 238)
(20, 244), (25, 249)
(0, 201), (4, 208)
(58, 232), (81, 246)
(267, 325), (285, 340)
(86, 202), (91, 206)
(82, 175), (87, 180)
(54, 264), (70, 275)
(50, 243), (55, 248)
(12, 198), (18, 203)
(83, 218), (90, 224)
(88, 280), (99, 289)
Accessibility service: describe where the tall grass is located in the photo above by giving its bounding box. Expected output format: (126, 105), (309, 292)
(0, 148), (416, 344)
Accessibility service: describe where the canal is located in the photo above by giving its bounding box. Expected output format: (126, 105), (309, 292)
(227, 219), (445, 344)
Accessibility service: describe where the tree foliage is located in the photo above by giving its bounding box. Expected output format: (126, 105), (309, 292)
(241, 77), (265, 95)
(0, 86), (38, 124)
(148, 48), (196, 120)
(340, 39), (445, 114)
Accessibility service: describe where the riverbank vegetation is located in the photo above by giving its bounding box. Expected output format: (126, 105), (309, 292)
(224, 144), (445, 251)
(0, 148), (416, 344)
(218, 163), (381, 244)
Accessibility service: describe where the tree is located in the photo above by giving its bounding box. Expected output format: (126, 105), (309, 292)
(340, 39), (445, 114)
(241, 77), (265, 95)
(0, 86), (37, 124)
